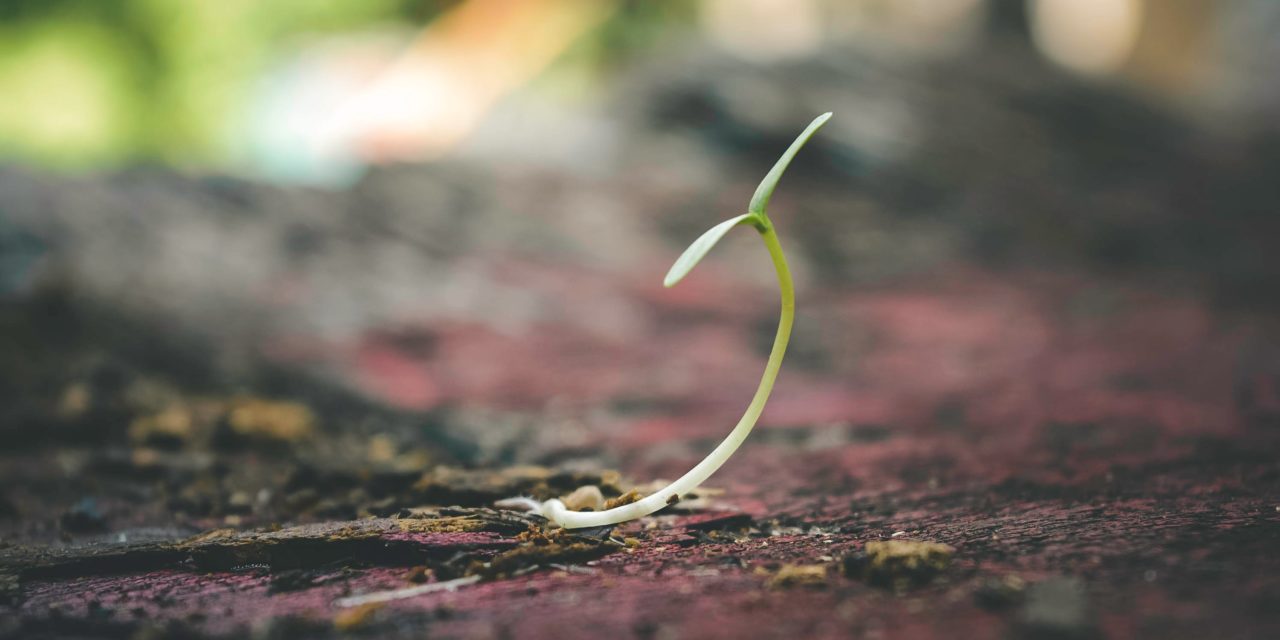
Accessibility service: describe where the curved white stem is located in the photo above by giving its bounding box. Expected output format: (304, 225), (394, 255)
(539, 222), (794, 528)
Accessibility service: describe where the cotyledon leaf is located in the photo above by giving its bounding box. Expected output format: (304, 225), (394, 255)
(663, 112), (831, 289)
(663, 212), (757, 288)
(747, 111), (832, 216)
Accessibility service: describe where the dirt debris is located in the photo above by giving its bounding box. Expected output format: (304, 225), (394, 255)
(128, 404), (195, 448)
(471, 525), (620, 579)
(224, 398), (315, 444)
(561, 485), (605, 511)
(766, 564), (830, 589)
(394, 515), (491, 535)
(411, 466), (627, 508)
(405, 565), (432, 583)
(332, 603), (384, 631)
(603, 489), (644, 510)
(2, 512), (529, 583)
(842, 540), (954, 591)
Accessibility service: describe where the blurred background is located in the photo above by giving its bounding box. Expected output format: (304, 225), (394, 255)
(1, 0), (1278, 176)
(1, 0), (1278, 537)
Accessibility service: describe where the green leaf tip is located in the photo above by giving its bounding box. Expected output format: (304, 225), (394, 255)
(747, 112), (832, 216)
(663, 113), (830, 289)
(663, 212), (756, 287)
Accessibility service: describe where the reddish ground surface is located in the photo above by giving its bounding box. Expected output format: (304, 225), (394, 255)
(2, 255), (1278, 639)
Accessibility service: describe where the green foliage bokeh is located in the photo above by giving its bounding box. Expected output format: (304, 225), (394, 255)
(0, 0), (693, 170)
(0, 0), (440, 167)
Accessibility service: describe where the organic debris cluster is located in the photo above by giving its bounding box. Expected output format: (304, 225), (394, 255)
(842, 540), (955, 592)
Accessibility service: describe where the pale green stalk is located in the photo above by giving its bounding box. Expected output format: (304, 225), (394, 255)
(529, 113), (830, 529)
(539, 223), (792, 528)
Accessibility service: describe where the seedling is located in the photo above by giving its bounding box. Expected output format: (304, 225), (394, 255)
(510, 113), (832, 528)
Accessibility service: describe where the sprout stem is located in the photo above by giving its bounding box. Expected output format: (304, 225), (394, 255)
(539, 216), (794, 528)
(514, 113), (829, 529)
